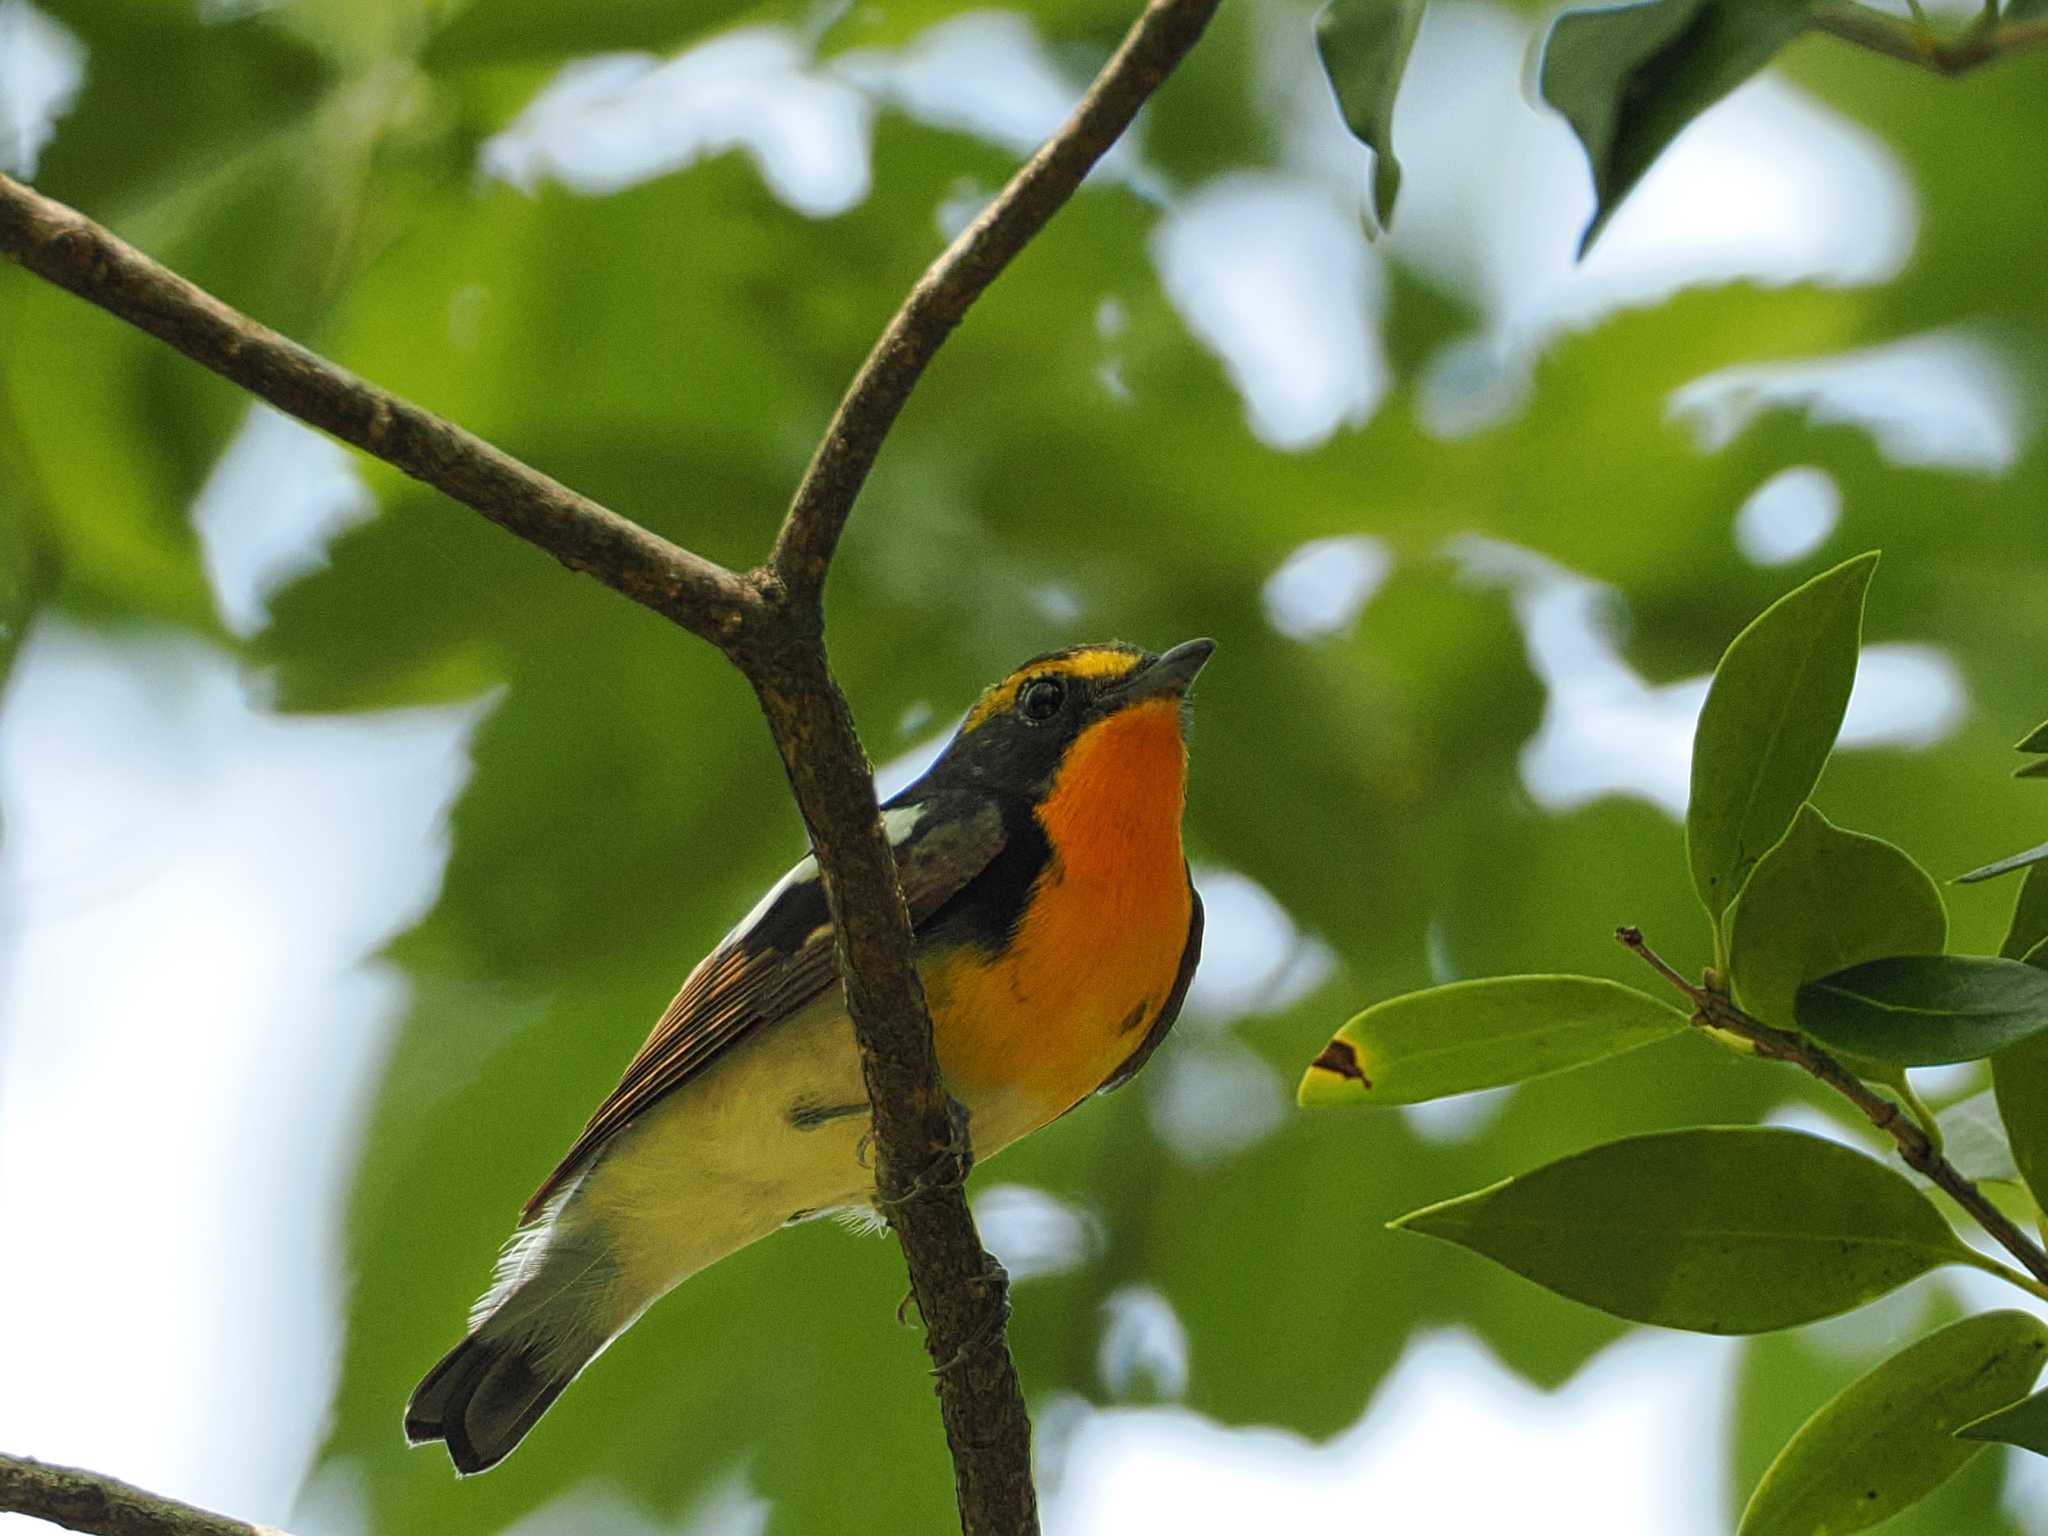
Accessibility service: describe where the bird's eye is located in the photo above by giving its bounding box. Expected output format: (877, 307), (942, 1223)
(1018, 677), (1066, 722)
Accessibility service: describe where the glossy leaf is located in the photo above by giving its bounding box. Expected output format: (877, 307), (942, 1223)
(1298, 975), (1686, 1107)
(1391, 1127), (1975, 1333)
(1685, 553), (1876, 931)
(1796, 955), (2048, 1066)
(2003, 866), (2048, 962)
(1957, 1383), (2048, 1458)
(1540, 0), (1812, 254)
(1315, 0), (1427, 231)
(1739, 1311), (2048, 1535)
(1728, 804), (1946, 1028)
(1957, 837), (2048, 885)
(1993, 931), (2048, 1221)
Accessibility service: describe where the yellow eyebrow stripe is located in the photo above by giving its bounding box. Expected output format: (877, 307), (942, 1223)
(960, 649), (1144, 733)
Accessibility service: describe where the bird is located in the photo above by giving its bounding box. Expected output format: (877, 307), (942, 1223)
(404, 637), (1213, 1474)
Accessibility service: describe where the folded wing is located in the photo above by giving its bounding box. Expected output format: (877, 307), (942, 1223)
(522, 799), (1008, 1219)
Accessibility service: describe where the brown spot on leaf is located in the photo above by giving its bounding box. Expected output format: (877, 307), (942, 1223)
(1312, 1038), (1369, 1087)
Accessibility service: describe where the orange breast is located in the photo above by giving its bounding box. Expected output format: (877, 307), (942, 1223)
(925, 698), (1193, 1147)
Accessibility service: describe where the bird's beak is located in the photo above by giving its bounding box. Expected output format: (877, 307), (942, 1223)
(1114, 638), (1215, 706)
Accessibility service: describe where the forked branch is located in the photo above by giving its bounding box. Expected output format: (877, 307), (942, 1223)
(0, 0), (1223, 1532)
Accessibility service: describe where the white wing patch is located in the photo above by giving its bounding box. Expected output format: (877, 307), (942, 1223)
(716, 806), (924, 952)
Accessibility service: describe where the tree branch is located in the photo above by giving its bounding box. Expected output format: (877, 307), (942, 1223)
(1808, 1), (2048, 75)
(0, 173), (758, 651)
(0, 1454), (287, 1536)
(770, 0), (1224, 605)
(0, 0), (1225, 1529)
(1615, 927), (2048, 1295)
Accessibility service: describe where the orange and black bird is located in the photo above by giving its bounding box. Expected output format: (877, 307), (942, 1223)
(405, 638), (1212, 1473)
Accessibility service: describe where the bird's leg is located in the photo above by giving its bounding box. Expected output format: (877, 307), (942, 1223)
(930, 1257), (1013, 1375)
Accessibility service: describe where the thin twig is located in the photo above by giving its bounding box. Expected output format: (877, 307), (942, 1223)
(769, 0), (1224, 605)
(1808, 1), (2048, 75)
(1616, 926), (2048, 1295)
(0, 173), (758, 651)
(0, 0), (1226, 1527)
(0, 1454), (287, 1536)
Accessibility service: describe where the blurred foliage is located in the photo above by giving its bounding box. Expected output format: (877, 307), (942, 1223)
(6, 0), (2048, 1530)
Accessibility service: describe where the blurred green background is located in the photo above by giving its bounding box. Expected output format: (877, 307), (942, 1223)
(3, 0), (2046, 1531)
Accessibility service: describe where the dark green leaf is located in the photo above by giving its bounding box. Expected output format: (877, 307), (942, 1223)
(1686, 552), (1878, 930)
(1796, 955), (2048, 1066)
(1958, 1383), (2048, 1458)
(2002, 866), (2048, 961)
(1298, 975), (1686, 1107)
(1729, 804), (1945, 1027)
(1739, 1312), (2048, 1535)
(1957, 838), (2048, 884)
(2018, 758), (2048, 780)
(1539, 0), (1813, 255)
(1993, 932), (2048, 1220)
(1391, 1127), (1976, 1333)
(1315, 0), (1427, 232)
(2016, 717), (2048, 754)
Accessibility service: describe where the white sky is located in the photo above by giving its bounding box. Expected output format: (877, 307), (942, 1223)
(2, 3), (2044, 1533)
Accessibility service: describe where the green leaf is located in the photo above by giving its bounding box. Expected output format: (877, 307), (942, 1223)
(1390, 1126), (1976, 1333)
(1958, 1383), (2048, 1458)
(1796, 955), (2048, 1066)
(1539, 0), (1813, 255)
(1315, 0), (1427, 232)
(1728, 804), (1946, 1028)
(1686, 552), (1878, 931)
(1298, 975), (1687, 1107)
(2016, 717), (2048, 755)
(1956, 837), (2048, 884)
(2002, 865), (2048, 961)
(1993, 931), (2048, 1220)
(1739, 1311), (2048, 1535)
(2018, 757), (2048, 780)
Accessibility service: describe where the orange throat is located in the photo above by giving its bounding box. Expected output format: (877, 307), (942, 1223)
(1035, 697), (1190, 892)
(925, 696), (1193, 1135)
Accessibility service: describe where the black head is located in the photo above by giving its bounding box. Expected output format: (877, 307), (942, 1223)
(903, 638), (1215, 803)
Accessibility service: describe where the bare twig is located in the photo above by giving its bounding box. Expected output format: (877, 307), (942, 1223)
(0, 0), (1225, 1528)
(0, 1454), (287, 1536)
(770, 0), (1224, 605)
(0, 174), (759, 651)
(1616, 926), (2048, 1296)
(1808, 1), (2048, 75)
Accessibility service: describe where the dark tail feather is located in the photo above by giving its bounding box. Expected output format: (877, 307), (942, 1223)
(404, 1330), (577, 1475)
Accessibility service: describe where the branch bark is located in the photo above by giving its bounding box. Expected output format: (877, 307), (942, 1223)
(1616, 927), (2048, 1298)
(0, 1456), (288, 1536)
(0, 0), (1223, 1532)
(0, 174), (756, 651)
(770, 0), (1223, 604)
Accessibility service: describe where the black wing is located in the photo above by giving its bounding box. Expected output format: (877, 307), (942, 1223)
(523, 800), (1007, 1219)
